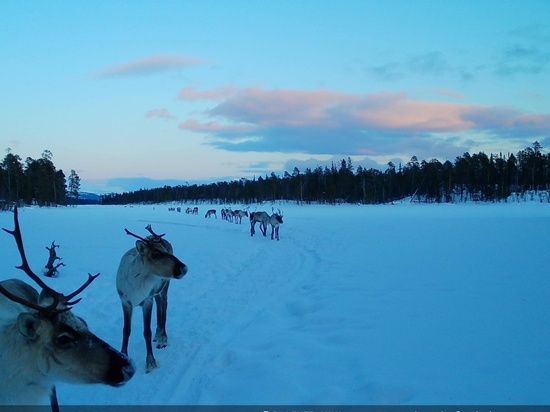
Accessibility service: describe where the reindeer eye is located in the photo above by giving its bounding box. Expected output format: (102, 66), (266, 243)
(151, 250), (163, 259)
(55, 332), (77, 348)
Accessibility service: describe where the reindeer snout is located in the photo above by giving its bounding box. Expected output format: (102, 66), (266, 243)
(174, 261), (188, 279)
(121, 359), (136, 383)
(105, 347), (136, 386)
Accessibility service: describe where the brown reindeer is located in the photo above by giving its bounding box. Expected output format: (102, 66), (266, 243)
(0, 207), (135, 408)
(268, 210), (284, 240)
(116, 224), (188, 372)
(250, 211), (270, 237)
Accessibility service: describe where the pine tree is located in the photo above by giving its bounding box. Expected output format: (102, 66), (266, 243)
(68, 169), (81, 205)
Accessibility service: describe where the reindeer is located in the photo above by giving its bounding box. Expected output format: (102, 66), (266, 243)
(205, 209), (217, 219)
(250, 211), (270, 237)
(233, 209), (248, 224)
(116, 224), (188, 373)
(0, 207), (135, 408)
(192, 207), (199, 215)
(226, 209), (235, 222)
(268, 209), (284, 240)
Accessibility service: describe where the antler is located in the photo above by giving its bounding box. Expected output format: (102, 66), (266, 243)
(125, 225), (166, 245)
(0, 207), (99, 316)
(145, 224), (165, 240)
(124, 228), (148, 242)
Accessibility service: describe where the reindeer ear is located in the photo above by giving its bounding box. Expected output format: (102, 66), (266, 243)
(135, 240), (148, 255)
(17, 312), (41, 340)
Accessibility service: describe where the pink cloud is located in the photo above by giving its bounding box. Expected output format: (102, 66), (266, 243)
(351, 94), (479, 132)
(203, 88), (478, 132)
(208, 87), (359, 127)
(179, 85), (236, 100)
(96, 55), (208, 77)
(178, 86), (550, 156)
(146, 109), (176, 120)
(179, 118), (257, 135)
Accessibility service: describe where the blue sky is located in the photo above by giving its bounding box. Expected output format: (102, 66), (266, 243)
(1, 1), (550, 193)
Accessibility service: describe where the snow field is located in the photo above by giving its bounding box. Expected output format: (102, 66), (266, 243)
(0, 201), (548, 405)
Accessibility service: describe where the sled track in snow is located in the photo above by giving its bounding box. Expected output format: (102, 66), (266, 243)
(158, 220), (321, 403)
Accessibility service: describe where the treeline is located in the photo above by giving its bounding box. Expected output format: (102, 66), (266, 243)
(102, 142), (550, 205)
(0, 149), (81, 207)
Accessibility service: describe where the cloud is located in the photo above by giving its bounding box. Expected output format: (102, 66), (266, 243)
(496, 45), (550, 75)
(366, 51), (450, 81)
(180, 118), (258, 136)
(178, 86), (550, 159)
(179, 85), (236, 100)
(146, 109), (176, 120)
(407, 52), (450, 75)
(496, 25), (550, 76)
(96, 55), (208, 78)
(462, 106), (550, 137)
(366, 62), (404, 82)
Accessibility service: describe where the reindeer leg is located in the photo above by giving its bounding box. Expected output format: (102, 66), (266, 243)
(142, 298), (158, 372)
(120, 300), (133, 355)
(271, 226), (274, 240)
(154, 281), (169, 348)
(50, 386), (59, 412)
(276, 226), (280, 240)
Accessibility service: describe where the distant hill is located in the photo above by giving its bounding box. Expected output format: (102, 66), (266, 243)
(75, 192), (101, 204)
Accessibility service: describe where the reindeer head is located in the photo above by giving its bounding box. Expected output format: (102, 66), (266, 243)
(125, 225), (187, 280)
(11, 284), (135, 386)
(270, 208), (283, 224)
(0, 208), (135, 389)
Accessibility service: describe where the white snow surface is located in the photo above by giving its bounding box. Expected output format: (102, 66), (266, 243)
(1, 201), (549, 406)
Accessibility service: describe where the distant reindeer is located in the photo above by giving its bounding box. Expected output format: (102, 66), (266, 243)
(0, 207), (135, 408)
(233, 209), (248, 224)
(185, 207), (192, 214)
(222, 208), (233, 222)
(116, 224), (188, 373)
(205, 209), (217, 219)
(250, 211), (270, 237)
(268, 209), (284, 240)
(192, 207), (199, 215)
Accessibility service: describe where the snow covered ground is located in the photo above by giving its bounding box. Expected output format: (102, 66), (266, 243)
(1, 201), (549, 406)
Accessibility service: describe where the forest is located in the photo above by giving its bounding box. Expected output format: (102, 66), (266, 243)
(0, 149), (81, 208)
(2, 143), (550, 207)
(101, 142), (550, 205)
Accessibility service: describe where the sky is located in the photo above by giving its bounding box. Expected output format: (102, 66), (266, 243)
(1, 0), (550, 193)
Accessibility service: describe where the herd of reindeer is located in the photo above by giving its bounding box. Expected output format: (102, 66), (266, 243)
(0, 205), (284, 409)
(170, 206), (284, 241)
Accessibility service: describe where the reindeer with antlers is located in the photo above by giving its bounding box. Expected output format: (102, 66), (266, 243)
(268, 209), (284, 240)
(116, 224), (188, 373)
(233, 209), (249, 224)
(250, 208), (284, 240)
(0, 207), (135, 408)
(250, 211), (270, 237)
